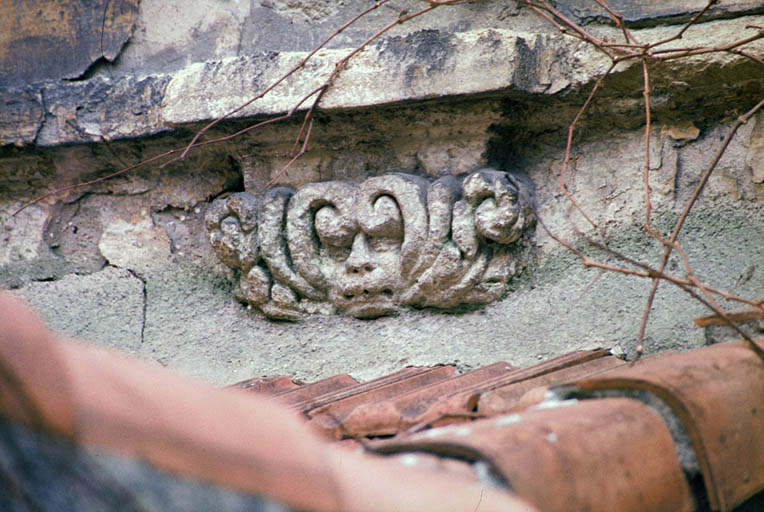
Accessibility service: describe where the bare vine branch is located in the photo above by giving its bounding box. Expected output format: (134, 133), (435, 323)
(13, 0), (473, 216)
(10, 0), (764, 363)
(521, 0), (764, 360)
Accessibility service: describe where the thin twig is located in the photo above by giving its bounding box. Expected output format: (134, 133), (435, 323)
(574, 229), (764, 309)
(14, 0), (474, 215)
(521, 0), (764, 360)
(635, 97), (764, 358)
(645, 0), (718, 49)
(639, 58), (660, 240)
(177, 0), (395, 160)
(728, 48), (764, 67)
(670, 277), (764, 360)
(558, 61), (617, 238)
(265, 119), (314, 188)
(592, 0), (639, 46)
(652, 29), (764, 60)
(521, 0), (616, 59)
(671, 241), (730, 328)
(695, 307), (764, 327)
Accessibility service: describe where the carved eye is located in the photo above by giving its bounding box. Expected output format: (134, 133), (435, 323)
(220, 216), (242, 236)
(367, 236), (401, 253)
(365, 195), (403, 239)
(315, 205), (356, 248)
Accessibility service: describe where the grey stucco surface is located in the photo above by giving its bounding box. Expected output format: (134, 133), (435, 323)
(2, 1), (764, 386)
(9, 200), (763, 386)
(13, 266), (145, 355)
(5, 114), (764, 385)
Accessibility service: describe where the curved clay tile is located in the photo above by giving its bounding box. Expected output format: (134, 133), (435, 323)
(575, 341), (764, 512)
(374, 397), (695, 512)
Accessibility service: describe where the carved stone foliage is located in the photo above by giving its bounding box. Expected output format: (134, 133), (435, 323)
(205, 169), (534, 320)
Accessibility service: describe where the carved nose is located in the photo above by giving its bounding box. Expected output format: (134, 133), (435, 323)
(345, 233), (375, 275)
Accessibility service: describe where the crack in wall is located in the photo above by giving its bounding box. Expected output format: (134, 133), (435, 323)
(126, 268), (147, 344)
(30, 88), (48, 146)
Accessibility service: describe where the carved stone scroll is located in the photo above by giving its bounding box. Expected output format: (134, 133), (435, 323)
(206, 169), (534, 319)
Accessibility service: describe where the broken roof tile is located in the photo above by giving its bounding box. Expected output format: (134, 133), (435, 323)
(272, 373), (358, 407)
(478, 353), (625, 414)
(324, 351), (621, 439)
(453, 349), (614, 404)
(300, 365), (454, 412)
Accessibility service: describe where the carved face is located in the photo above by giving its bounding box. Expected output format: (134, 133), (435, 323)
(206, 169), (534, 320)
(316, 195), (405, 318)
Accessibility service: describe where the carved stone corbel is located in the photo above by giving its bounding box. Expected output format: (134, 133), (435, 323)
(206, 168), (534, 319)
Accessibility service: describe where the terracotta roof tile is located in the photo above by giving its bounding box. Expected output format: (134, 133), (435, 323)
(477, 352), (625, 414)
(328, 349), (619, 438)
(574, 341), (764, 511)
(307, 365), (458, 438)
(339, 360), (516, 437)
(7, 291), (764, 511)
(230, 343), (764, 510)
(272, 373), (358, 407)
(437, 349), (617, 418)
(227, 374), (300, 393)
(374, 397), (695, 512)
(300, 366), (453, 410)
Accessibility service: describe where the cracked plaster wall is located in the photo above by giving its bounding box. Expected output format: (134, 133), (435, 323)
(1, 1), (764, 384)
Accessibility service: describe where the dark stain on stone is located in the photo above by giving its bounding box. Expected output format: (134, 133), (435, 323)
(0, 0), (139, 87)
(377, 29), (456, 89)
(561, 0), (764, 29)
(36, 75), (170, 146)
(512, 36), (539, 94)
(0, 86), (44, 146)
(476, 30), (503, 53)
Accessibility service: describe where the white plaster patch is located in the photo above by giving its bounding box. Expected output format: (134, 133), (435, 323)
(0, 202), (46, 265)
(99, 215), (172, 272)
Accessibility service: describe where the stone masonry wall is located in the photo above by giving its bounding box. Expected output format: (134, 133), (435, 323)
(1, 0), (764, 384)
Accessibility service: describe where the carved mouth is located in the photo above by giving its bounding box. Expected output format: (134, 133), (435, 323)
(336, 288), (399, 318)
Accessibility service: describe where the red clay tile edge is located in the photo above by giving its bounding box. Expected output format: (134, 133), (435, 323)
(575, 341), (764, 512)
(373, 397), (694, 512)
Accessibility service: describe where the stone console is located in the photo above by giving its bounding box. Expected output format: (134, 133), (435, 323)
(206, 168), (534, 319)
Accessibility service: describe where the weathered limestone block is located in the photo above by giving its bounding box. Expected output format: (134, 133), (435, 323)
(0, 87), (44, 146)
(98, 215), (173, 275)
(0, 0), (139, 87)
(206, 168), (534, 319)
(0, 0), (140, 145)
